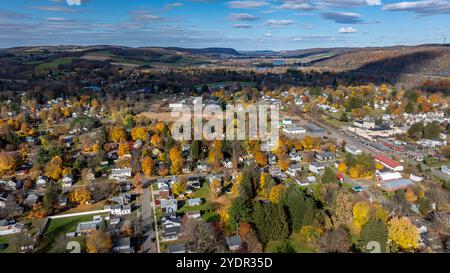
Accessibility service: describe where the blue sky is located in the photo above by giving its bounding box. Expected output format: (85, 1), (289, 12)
(0, 0), (449, 50)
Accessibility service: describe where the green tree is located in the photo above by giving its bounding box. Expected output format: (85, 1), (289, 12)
(43, 181), (59, 214)
(252, 202), (289, 243)
(322, 167), (335, 184)
(228, 197), (253, 230)
(190, 140), (201, 161)
(283, 186), (316, 231)
(424, 122), (442, 139)
(407, 122), (425, 140)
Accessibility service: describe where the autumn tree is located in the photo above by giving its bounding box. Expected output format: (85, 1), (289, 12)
(338, 161), (347, 173)
(277, 153), (290, 171)
(405, 187), (418, 204)
(353, 202), (372, 230)
(332, 192), (354, 227)
(141, 156), (155, 177)
(239, 223), (262, 253)
(117, 142), (130, 157)
(210, 178), (222, 199)
(131, 127), (149, 142)
(169, 146), (183, 175)
(388, 217), (420, 252)
(208, 140), (224, 172)
(45, 155), (63, 180)
(172, 181), (187, 196)
(269, 184), (285, 204)
(70, 187), (91, 205)
(254, 151), (268, 167)
(108, 126), (127, 143)
(0, 152), (20, 176)
(86, 230), (112, 253)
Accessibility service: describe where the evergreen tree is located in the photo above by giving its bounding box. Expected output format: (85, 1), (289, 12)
(229, 197), (253, 230)
(252, 202), (289, 243)
(43, 181), (59, 214)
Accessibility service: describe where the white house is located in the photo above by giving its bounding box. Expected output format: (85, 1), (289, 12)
(441, 165), (450, 176)
(62, 174), (74, 188)
(345, 144), (362, 155)
(36, 175), (49, 186)
(109, 168), (132, 181)
(309, 162), (326, 174)
(286, 164), (302, 176)
(283, 125), (306, 135)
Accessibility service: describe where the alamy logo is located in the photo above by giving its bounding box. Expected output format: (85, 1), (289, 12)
(66, 0), (83, 6)
(170, 97), (280, 151)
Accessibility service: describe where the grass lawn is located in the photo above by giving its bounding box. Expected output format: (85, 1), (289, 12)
(60, 201), (107, 215)
(265, 232), (315, 253)
(0, 235), (14, 253)
(193, 183), (211, 199)
(37, 214), (103, 253)
(35, 57), (73, 74)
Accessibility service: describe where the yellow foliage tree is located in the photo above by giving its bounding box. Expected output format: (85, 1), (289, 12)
(151, 134), (162, 147)
(301, 136), (315, 151)
(405, 187), (418, 204)
(338, 162), (347, 173)
(131, 127), (148, 141)
(70, 187), (91, 205)
(172, 182), (186, 196)
(269, 184), (286, 204)
(108, 126), (127, 143)
(117, 142), (130, 157)
(141, 156), (155, 177)
(0, 152), (20, 176)
(45, 156), (63, 180)
(169, 147), (183, 175)
(353, 202), (372, 229)
(278, 154), (290, 171)
(86, 230), (112, 253)
(254, 151), (268, 167)
(388, 217), (420, 251)
(210, 178), (222, 198)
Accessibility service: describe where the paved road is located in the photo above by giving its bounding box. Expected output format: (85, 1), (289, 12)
(140, 187), (154, 253)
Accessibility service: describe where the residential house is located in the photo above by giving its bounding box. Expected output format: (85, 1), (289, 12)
(309, 162), (326, 174)
(24, 193), (39, 206)
(315, 151), (335, 161)
(110, 204), (131, 216)
(289, 150), (302, 162)
(440, 165), (450, 176)
(160, 198), (178, 214)
(76, 221), (100, 236)
(186, 211), (201, 219)
(62, 174), (74, 188)
(0, 192), (9, 208)
(286, 164), (302, 176)
(223, 159), (233, 169)
(113, 237), (133, 253)
(36, 175), (48, 186)
(187, 198), (203, 207)
(167, 243), (186, 253)
(162, 225), (181, 242)
(226, 235), (242, 251)
(109, 168), (132, 181)
(197, 162), (211, 173)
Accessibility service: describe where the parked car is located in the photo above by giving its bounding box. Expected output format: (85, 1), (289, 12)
(352, 186), (363, 193)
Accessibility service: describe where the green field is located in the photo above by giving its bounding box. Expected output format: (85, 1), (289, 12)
(35, 57), (73, 74)
(37, 214), (102, 253)
(0, 235), (14, 253)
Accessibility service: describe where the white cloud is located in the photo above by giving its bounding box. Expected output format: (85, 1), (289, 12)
(339, 26), (359, 33)
(164, 2), (184, 9)
(229, 12), (261, 20)
(227, 1), (269, 9)
(265, 19), (295, 26)
(383, 0), (450, 15)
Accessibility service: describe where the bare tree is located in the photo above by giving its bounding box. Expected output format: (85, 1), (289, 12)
(180, 219), (226, 253)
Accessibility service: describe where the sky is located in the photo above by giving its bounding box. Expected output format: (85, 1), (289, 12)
(0, 0), (449, 50)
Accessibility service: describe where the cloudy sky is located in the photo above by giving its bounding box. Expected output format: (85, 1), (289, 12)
(0, 0), (449, 50)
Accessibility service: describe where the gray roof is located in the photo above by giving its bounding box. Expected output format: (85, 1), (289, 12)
(167, 243), (186, 253)
(226, 235), (242, 247)
(381, 179), (413, 191)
